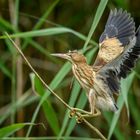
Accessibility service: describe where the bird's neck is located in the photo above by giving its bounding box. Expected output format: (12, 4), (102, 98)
(71, 62), (95, 90)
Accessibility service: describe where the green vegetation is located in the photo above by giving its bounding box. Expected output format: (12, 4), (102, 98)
(0, 0), (140, 140)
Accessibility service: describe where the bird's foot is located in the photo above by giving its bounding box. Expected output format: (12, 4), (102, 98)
(69, 108), (76, 118)
(69, 107), (91, 115)
(79, 112), (100, 118)
(69, 108), (83, 123)
(69, 108), (101, 123)
(76, 113), (84, 123)
(76, 109), (101, 121)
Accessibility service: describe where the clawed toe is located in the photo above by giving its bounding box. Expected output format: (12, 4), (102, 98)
(69, 109), (84, 123)
(69, 108), (76, 118)
(76, 115), (83, 123)
(68, 108), (101, 121)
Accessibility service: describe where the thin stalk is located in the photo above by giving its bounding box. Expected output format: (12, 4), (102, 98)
(5, 32), (107, 140)
(9, 0), (23, 137)
(9, 0), (17, 125)
(11, 55), (16, 124)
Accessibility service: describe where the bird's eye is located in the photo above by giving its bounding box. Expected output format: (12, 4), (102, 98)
(67, 50), (78, 57)
(67, 51), (72, 57)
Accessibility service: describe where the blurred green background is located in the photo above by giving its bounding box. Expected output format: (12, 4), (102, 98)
(0, 0), (140, 140)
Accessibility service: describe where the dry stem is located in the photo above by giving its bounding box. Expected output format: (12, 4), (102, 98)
(5, 32), (107, 140)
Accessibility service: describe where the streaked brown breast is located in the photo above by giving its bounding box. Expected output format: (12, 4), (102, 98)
(72, 63), (95, 91)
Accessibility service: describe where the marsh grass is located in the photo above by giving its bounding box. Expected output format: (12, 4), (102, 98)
(0, 0), (140, 140)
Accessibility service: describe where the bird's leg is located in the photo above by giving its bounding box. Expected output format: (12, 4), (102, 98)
(78, 108), (101, 118)
(69, 107), (90, 118)
(75, 90), (101, 123)
(76, 108), (101, 123)
(69, 89), (96, 117)
(69, 107), (91, 116)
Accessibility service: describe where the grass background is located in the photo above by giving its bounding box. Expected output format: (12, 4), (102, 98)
(0, 0), (140, 139)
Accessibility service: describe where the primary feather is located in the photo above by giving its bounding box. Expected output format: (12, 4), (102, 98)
(94, 9), (136, 68)
(99, 8), (135, 46)
(95, 9), (140, 96)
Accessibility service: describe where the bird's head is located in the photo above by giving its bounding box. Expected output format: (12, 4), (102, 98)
(51, 50), (87, 64)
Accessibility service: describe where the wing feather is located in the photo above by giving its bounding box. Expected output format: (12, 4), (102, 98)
(99, 8), (135, 47)
(94, 9), (136, 70)
(96, 29), (140, 95)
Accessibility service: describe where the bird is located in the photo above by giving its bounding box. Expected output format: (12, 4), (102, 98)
(51, 8), (140, 119)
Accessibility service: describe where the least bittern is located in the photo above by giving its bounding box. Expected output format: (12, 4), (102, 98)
(51, 9), (140, 120)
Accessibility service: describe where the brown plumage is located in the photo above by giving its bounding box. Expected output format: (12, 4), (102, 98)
(51, 9), (140, 117)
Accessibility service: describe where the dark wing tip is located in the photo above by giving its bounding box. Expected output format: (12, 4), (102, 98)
(105, 69), (120, 93)
(99, 8), (135, 46)
(117, 27), (140, 78)
(98, 68), (120, 94)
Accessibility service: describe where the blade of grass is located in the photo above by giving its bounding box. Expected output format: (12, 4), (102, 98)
(64, 91), (87, 136)
(5, 37), (17, 55)
(0, 27), (96, 46)
(129, 93), (140, 129)
(30, 73), (60, 135)
(103, 112), (125, 140)
(2, 137), (99, 140)
(121, 76), (131, 119)
(0, 58), (12, 78)
(0, 123), (36, 138)
(34, 0), (60, 30)
(58, 80), (81, 138)
(108, 72), (135, 139)
(0, 17), (15, 31)
(26, 62), (71, 137)
(0, 90), (38, 124)
(9, 0), (20, 128)
(28, 39), (60, 63)
(83, 0), (108, 50)
(11, 53), (16, 124)
(114, 0), (128, 9)
(21, 0), (60, 50)
(14, 0), (19, 29)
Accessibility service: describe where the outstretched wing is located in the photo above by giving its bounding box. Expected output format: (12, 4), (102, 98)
(96, 29), (140, 95)
(99, 8), (135, 47)
(94, 9), (136, 68)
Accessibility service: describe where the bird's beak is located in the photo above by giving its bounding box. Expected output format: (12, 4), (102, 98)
(51, 53), (70, 60)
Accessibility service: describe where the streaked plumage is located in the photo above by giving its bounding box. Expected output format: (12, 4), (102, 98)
(52, 9), (140, 116)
